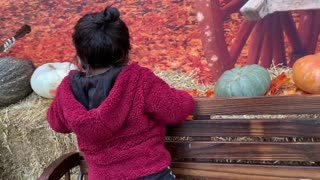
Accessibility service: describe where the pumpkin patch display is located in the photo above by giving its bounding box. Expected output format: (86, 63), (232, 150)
(30, 62), (77, 99)
(214, 64), (271, 97)
(0, 56), (35, 107)
(292, 54), (320, 94)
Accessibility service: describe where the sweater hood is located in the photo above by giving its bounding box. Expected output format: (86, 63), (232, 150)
(56, 63), (141, 144)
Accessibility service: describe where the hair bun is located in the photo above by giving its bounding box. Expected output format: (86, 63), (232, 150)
(103, 7), (120, 23)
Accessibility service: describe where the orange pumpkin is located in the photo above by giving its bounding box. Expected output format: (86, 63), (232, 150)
(292, 54), (320, 94)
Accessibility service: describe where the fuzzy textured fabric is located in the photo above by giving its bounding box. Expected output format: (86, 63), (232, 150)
(47, 62), (195, 180)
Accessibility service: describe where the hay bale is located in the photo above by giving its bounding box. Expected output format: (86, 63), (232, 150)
(0, 93), (77, 180)
(154, 70), (214, 93)
(267, 62), (293, 78)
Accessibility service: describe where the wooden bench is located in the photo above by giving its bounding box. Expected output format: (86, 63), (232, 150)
(38, 96), (320, 180)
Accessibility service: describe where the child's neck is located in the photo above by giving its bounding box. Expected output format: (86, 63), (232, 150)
(90, 67), (111, 75)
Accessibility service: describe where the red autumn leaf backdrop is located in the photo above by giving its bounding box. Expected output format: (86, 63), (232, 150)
(1, 0), (319, 85)
(0, 0), (213, 83)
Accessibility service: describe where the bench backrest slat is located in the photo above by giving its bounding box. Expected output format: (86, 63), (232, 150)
(165, 141), (320, 161)
(167, 118), (320, 137)
(194, 96), (320, 115)
(171, 162), (320, 180)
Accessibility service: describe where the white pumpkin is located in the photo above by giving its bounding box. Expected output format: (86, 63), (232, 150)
(31, 62), (78, 98)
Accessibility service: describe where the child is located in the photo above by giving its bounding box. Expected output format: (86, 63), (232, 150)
(47, 6), (195, 180)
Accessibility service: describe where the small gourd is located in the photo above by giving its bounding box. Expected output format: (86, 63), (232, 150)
(0, 57), (35, 107)
(214, 64), (271, 97)
(30, 62), (77, 99)
(292, 54), (320, 94)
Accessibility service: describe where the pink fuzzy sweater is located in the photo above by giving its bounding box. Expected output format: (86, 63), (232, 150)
(47, 63), (195, 179)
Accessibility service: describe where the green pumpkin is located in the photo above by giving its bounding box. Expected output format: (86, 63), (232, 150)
(214, 64), (271, 97)
(0, 57), (35, 107)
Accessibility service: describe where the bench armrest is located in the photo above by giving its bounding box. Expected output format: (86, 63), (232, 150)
(38, 152), (81, 180)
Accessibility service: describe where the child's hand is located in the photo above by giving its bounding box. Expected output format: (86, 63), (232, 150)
(186, 115), (193, 121)
(49, 89), (57, 96)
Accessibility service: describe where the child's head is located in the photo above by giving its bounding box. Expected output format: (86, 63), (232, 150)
(72, 6), (131, 70)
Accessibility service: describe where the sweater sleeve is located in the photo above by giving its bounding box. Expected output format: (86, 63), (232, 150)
(143, 69), (195, 124)
(47, 91), (72, 134)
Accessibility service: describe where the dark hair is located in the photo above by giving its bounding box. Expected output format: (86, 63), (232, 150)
(72, 6), (131, 70)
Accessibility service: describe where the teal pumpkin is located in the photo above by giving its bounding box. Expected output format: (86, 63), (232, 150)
(214, 64), (271, 97)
